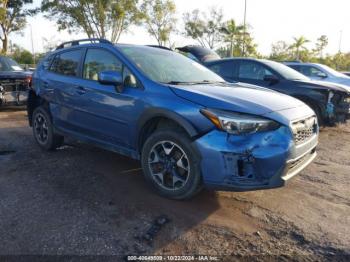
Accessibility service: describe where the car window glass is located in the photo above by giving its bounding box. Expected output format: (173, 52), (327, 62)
(0, 57), (23, 72)
(119, 46), (224, 84)
(43, 55), (55, 70)
(50, 49), (83, 76)
(182, 52), (200, 62)
(309, 66), (325, 77)
(239, 61), (273, 80)
(83, 49), (122, 81)
(209, 62), (234, 78)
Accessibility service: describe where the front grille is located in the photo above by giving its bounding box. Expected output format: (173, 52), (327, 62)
(291, 116), (317, 145)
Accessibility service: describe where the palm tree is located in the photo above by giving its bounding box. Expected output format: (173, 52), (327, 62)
(220, 19), (245, 57)
(290, 36), (310, 60)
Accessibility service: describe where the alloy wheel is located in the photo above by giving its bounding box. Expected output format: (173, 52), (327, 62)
(148, 140), (190, 191)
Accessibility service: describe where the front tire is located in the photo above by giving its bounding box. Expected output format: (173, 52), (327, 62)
(141, 129), (202, 200)
(32, 106), (63, 150)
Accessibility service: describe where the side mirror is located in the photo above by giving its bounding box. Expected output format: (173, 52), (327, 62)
(263, 75), (279, 85)
(98, 71), (124, 93)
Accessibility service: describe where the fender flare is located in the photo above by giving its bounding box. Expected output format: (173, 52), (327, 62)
(136, 108), (199, 150)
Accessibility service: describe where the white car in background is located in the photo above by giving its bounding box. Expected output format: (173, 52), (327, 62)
(285, 62), (350, 87)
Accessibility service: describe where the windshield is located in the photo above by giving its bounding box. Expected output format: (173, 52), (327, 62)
(118, 46), (224, 84)
(317, 64), (349, 78)
(0, 57), (23, 72)
(264, 60), (309, 81)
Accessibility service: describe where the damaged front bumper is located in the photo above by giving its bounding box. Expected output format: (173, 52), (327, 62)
(328, 94), (350, 121)
(0, 79), (29, 107)
(194, 125), (318, 191)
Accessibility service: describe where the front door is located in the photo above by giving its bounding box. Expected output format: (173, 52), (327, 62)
(75, 48), (143, 149)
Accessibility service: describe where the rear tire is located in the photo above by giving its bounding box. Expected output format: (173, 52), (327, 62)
(141, 128), (202, 200)
(32, 106), (64, 150)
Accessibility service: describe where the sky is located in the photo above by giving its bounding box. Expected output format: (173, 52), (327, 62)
(10, 0), (350, 56)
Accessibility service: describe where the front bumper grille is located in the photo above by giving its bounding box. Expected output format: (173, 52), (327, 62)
(291, 116), (318, 145)
(283, 147), (317, 180)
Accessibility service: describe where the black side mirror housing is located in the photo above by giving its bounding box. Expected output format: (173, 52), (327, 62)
(263, 75), (279, 85)
(98, 71), (124, 93)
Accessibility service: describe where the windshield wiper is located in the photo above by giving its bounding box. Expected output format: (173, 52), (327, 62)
(162, 81), (195, 85)
(163, 80), (226, 85)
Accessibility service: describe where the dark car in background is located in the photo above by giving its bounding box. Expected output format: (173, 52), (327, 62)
(284, 62), (350, 87)
(0, 56), (32, 107)
(205, 58), (350, 125)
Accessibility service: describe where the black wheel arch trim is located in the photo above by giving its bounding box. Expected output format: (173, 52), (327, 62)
(136, 108), (199, 151)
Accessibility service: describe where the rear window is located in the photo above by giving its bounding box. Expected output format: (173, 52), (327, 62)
(49, 49), (84, 77)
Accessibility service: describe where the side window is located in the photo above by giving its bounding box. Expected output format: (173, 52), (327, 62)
(209, 62), (234, 79)
(43, 54), (55, 70)
(239, 61), (274, 80)
(83, 49), (122, 81)
(289, 65), (300, 72)
(309, 66), (326, 77)
(299, 66), (312, 76)
(50, 49), (84, 76)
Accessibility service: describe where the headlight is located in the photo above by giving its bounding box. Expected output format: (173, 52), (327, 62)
(201, 109), (280, 135)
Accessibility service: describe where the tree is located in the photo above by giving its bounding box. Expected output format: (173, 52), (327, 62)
(11, 44), (33, 64)
(183, 7), (224, 49)
(140, 0), (176, 46)
(290, 36), (310, 60)
(41, 0), (142, 43)
(269, 41), (292, 61)
(313, 35), (328, 59)
(220, 19), (244, 57)
(0, 0), (36, 53)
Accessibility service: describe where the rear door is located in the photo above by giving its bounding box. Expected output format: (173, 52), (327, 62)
(43, 48), (86, 132)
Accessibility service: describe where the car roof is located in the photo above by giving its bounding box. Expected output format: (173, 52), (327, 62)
(284, 61), (320, 66)
(48, 42), (171, 56)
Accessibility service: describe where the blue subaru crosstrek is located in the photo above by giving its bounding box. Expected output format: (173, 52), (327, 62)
(28, 39), (319, 199)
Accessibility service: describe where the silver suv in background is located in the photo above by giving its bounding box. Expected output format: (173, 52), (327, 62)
(285, 62), (350, 87)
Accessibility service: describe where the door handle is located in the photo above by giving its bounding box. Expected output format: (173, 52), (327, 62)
(75, 86), (86, 95)
(43, 81), (49, 88)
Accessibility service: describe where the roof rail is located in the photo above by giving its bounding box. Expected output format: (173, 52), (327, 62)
(56, 38), (113, 50)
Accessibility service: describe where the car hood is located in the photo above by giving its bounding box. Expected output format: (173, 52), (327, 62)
(170, 82), (306, 117)
(295, 79), (350, 93)
(0, 70), (32, 79)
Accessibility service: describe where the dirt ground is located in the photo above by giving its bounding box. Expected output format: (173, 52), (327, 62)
(0, 108), (349, 261)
